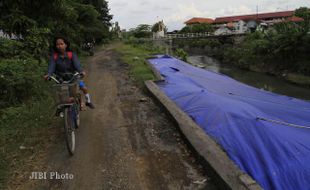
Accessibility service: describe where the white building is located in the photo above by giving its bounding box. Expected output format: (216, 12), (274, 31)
(214, 26), (233, 35)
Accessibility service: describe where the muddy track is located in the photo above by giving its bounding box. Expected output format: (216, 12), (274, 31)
(19, 45), (218, 190)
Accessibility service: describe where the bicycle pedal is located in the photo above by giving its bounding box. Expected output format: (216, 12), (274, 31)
(55, 109), (61, 117)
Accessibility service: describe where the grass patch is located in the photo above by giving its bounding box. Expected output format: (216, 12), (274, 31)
(286, 73), (310, 86)
(0, 49), (96, 189)
(0, 96), (55, 189)
(114, 42), (164, 88)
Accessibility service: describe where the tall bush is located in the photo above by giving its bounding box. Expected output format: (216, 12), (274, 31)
(0, 58), (47, 107)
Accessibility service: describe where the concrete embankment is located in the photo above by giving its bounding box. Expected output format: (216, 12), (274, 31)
(145, 58), (262, 190)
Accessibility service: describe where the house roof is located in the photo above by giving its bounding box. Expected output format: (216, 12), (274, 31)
(287, 16), (304, 22)
(184, 17), (214, 25)
(214, 10), (295, 23)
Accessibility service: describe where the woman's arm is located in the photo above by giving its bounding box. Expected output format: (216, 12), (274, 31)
(72, 53), (83, 73)
(47, 55), (56, 76)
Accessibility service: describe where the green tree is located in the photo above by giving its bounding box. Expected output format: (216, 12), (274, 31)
(0, 0), (62, 36)
(151, 22), (167, 33)
(133, 24), (152, 38)
(294, 7), (310, 33)
(295, 7), (310, 21)
(82, 0), (113, 26)
(231, 8), (310, 74)
(81, 0), (113, 42)
(180, 23), (214, 33)
(0, 0), (113, 52)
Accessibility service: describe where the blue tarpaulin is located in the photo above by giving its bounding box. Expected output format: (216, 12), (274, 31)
(148, 55), (310, 190)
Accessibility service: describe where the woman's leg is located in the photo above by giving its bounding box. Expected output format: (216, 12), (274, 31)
(79, 81), (95, 109)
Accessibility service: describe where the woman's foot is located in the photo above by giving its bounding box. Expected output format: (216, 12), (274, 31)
(86, 102), (95, 109)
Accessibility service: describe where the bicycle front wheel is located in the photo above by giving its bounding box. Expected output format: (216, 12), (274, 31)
(64, 107), (76, 155)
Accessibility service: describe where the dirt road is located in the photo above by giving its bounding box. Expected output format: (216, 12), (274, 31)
(19, 45), (217, 190)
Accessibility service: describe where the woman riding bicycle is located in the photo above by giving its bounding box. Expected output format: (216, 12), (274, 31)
(44, 36), (95, 109)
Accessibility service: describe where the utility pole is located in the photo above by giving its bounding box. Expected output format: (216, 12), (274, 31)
(256, 5), (258, 20)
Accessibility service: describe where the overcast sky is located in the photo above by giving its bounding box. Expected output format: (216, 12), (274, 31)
(108, 0), (310, 31)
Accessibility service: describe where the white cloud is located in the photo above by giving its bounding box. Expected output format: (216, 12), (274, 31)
(224, 5), (253, 16)
(165, 4), (205, 23)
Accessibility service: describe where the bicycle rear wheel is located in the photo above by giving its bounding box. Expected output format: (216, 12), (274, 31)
(74, 97), (81, 128)
(64, 107), (76, 155)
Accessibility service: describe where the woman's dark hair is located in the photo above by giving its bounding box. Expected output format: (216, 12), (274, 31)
(52, 36), (71, 52)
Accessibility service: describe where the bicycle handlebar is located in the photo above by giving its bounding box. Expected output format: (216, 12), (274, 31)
(49, 76), (60, 84)
(49, 72), (81, 84)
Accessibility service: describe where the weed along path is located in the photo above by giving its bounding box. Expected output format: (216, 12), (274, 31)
(16, 44), (218, 190)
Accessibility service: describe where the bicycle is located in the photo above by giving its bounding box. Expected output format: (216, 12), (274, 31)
(88, 43), (95, 56)
(49, 73), (83, 155)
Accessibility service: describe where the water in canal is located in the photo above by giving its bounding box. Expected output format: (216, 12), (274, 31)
(187, 55), (310, 101)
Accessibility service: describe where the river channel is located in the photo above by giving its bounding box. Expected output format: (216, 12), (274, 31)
(187, 55), (310, 101)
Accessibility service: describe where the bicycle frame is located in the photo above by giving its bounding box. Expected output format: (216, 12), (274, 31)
(49, 73), (81, 155)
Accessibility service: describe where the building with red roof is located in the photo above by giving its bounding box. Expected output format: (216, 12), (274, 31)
(287, 16), (304, 22)
(183, 10), (305, 35)
(215, 10), (305, 35)
(184, 17), (214, 25)
(214, 11), (295, 23)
